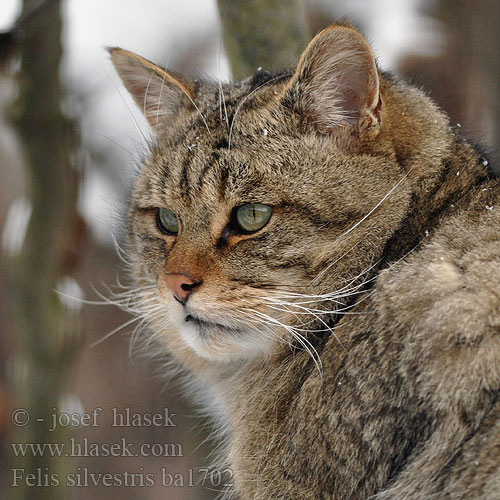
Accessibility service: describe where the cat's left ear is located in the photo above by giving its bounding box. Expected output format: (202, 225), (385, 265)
(109, 48), (195, 133)
(281, 24), (381, 139)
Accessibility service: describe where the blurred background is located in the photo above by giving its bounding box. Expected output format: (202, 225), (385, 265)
(0, 0), (499, 499)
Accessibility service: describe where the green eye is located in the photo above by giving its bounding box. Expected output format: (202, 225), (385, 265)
(156, 208), (178, 235)
(236, 203), (272, 233)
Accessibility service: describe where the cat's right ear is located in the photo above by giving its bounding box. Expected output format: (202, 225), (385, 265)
(280, 24), (381, 143)
(109, 48), (195, 133)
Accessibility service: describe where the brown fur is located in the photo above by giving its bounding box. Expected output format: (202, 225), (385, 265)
(111, 23), (500, 499)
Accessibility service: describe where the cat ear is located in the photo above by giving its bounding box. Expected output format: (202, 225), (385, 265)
(109, 48), (195, 133)
(283, 24), (381, 136)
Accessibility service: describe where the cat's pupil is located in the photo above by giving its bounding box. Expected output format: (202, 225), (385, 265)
(236, 204), (272, 233)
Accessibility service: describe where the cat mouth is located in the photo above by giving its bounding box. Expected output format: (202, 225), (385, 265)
(181, 312), (274, 360)
(184, 314), (240, 335)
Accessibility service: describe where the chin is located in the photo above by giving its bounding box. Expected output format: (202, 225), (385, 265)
(179, 319), (274, 362)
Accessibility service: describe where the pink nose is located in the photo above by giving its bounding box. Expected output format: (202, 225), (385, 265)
(164, 274), (201, 305)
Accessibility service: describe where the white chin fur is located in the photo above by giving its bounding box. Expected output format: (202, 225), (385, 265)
(179, 322), (273, 362)
(156, 293), (275, 362)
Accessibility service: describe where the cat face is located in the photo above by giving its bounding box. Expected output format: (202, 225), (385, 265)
(112, 25), (412, 362)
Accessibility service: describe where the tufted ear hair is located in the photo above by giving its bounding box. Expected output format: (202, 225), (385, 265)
(282, 24), (381, 137)
(109, 47), (196, 133)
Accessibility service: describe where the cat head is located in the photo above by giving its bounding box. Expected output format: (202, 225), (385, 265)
(111, 23), (445, 365)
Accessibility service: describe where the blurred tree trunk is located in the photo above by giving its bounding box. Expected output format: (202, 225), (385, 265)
(436, 0), (500, 164)
(9, 0), (81, 498)
(400, 0), (500, 173)
(217, 0), (310, 79)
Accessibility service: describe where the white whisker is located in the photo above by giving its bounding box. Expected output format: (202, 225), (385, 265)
(155, 71), (167, 130)
(311, 234), (370, 286)
(246, 309), (324, 377)
(91, 314), (143, 347)
(228, 75), (288, 150)
(337, 171), (411, 243)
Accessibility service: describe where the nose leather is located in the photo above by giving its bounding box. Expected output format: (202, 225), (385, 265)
(164, 273), (200, 305)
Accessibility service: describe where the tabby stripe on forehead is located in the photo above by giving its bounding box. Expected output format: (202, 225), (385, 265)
(196, 162), (212, 191)
(158, 165), (170, 193)
(218, 164), (229, 198)
(195, 142), (227, 190)
(178, 156), (192, 200)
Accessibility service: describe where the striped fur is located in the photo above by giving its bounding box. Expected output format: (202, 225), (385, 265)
(112, 23), (500, 500)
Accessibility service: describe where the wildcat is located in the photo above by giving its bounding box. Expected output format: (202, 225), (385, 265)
(110, 22), (500, 499)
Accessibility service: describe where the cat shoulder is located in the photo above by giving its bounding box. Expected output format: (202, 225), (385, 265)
(375, 190), (500, 400)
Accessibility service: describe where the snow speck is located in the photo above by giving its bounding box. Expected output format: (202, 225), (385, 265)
(486, 205), (494, 211)
(456, 171), (460, 176)
(187, 143), (197, 151)
(483, 159), (489, 166)
(425, 230), (429, 237)
(263, 128), (268, 136)
(457, 123), (462, 128)
(257, 66), (262, 71)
